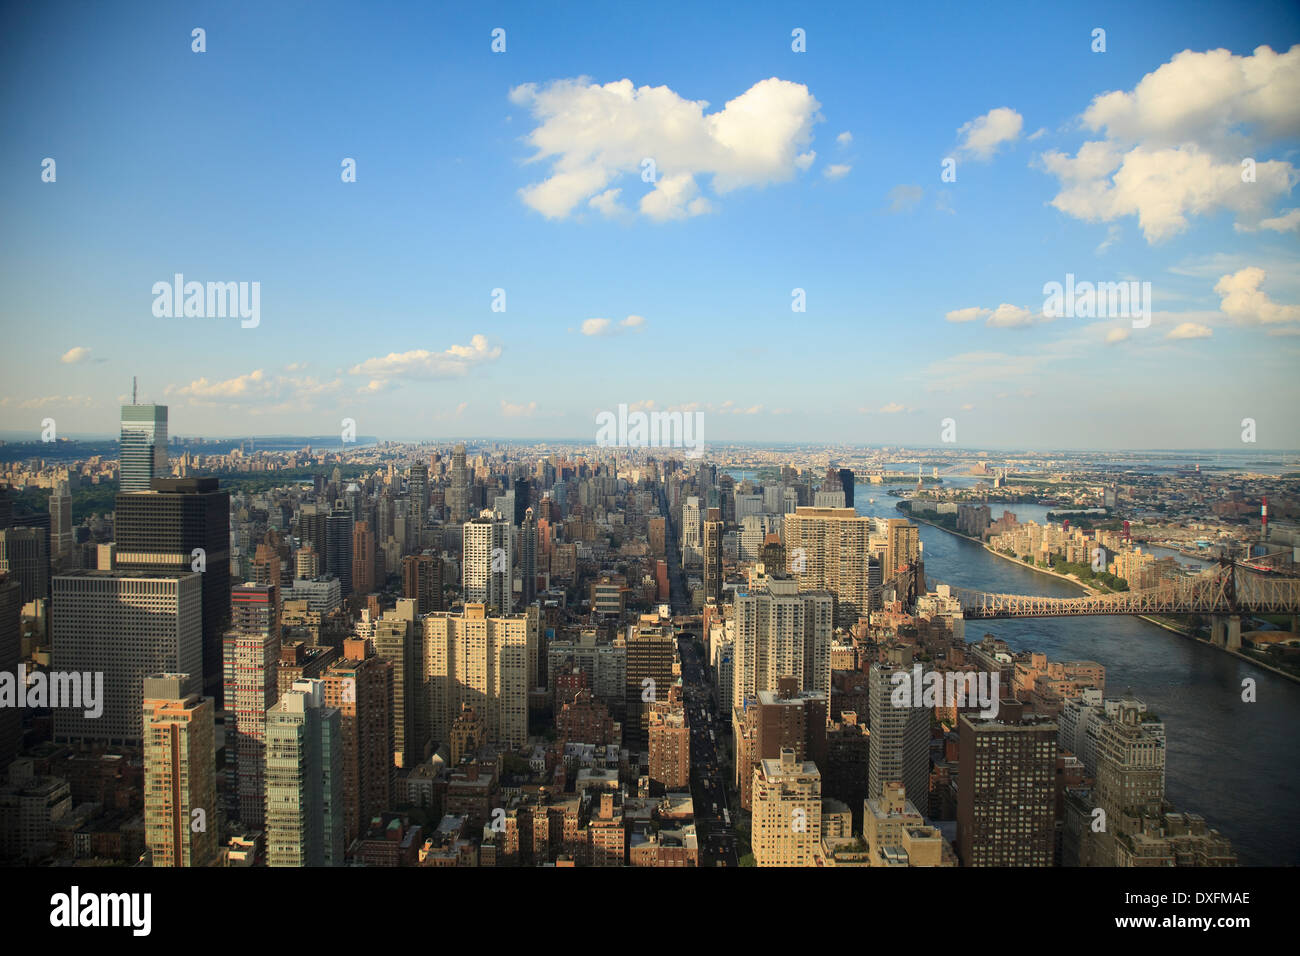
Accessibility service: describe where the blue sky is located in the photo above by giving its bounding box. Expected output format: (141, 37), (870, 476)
(2, 0), (1298, 449)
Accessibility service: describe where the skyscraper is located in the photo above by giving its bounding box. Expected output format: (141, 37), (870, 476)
(624, 623), (676, 752)
(732, 580), (833, 703)
(519, 507), (538, 607)
(401, 552), (443, 614)
(0, 578), (21, 768)
(114, 477), (230, 701)
(957, 700), (1057, 867)
(371, 600), (422, 769)
(751, 747), (821, 867)
(868, 663), (930, 806)
(48, 480), (72, 558)
(321, 639), (393, 846)
(351, 520), (375, 596)
(142, 673), (218, 868)
(119, 399), (168, 493)
(884, 518), (921, 579)
(782, 506), (874, 626)
(423, 603), (538, 749)
(265, 678), (344, 867)
(222, 584), (280, 828)
(51, 570), (203, 745)
(463, 509), (511, 614)
(0, 528), (48, 605)
(449, 443), (469, 524)
(408, 462), (428, 548)
(325, 505), (354, 596)
(703, 506), (723, 604)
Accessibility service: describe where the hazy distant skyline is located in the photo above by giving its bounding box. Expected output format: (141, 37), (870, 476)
(3, 1), (1299, 449)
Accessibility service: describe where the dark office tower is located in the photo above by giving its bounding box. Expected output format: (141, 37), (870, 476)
(449, 443), (469, 524)
(119, 399), (168, 493)
(0, 486), (11, 530)
(868, 663), (930, 805)
(223, 584), (280, 828)
(957, 701), (1057, 867)
(114, 477), (230, 702)
(624, 625), (676, 752)
(351, 521), (376, 597)
(703, 507), (723, 605)
(513, 478), (530, 526)
(520, 507), (538, 607)
(49, 480), (72, 558)
(761, 536), (785, 575)
(0, 528), (49, 605)
(299, 504), (328, 556)
(0, 578), (21, 768)
(408, 463), (428, 547)
(325, 506), (354, 596)
(838, 469), (855, 508)
(401, 553), (443, 614)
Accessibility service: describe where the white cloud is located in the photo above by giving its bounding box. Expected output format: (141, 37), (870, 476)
(1041, 45), (1300, 242)
(957, 107), (1023, 160)
(1236, 208), (1300, 233)
(836, 131), (852, 147)
(1214, 266), (1300, 326)
(580, 315), (646, 336)
(349, 335), (501, 385)
(500, 400), (537, 417)
(60, 347), (90, 364)
(1105, 327), (1131, 344)
(1166, 322), (1213, 340)
(879, 401), (908, 414)
(945, 307), (987, 323)
(511, 76), (823, 220)
(824, 164), (851, 180)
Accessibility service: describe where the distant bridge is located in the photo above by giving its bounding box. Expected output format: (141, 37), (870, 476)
(945, 562), (1300, 621)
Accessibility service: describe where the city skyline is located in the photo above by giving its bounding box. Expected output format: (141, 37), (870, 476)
(3, 2), (1299, 449)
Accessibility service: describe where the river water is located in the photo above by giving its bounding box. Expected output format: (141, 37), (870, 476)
(849, 484), (1299, 866)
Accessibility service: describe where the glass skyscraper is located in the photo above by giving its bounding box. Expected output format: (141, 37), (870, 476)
(120, 403), (169, 493)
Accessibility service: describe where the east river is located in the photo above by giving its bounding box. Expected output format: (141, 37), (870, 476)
(847, 484), (1299, 865)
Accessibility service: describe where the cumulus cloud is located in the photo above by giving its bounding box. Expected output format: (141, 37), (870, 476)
(1236, 208), (1300, 233)
(1214, 266), (1300, 326)
(510, 76), (822, 220)
(957, 107), (1024, 159)
(1165, 322), (1213, 340)
(500, 400), (537, 417)
(60, 347), (90, 364)
(945, 303), (1045, 328)
(824, 164), (851, 180)
(580, 315), (645, 336)
(836, 131), (852, 147)
(1040, 45), (1300, 242)
(349, 335), (501, 388)
(1105, 327), (1131, 344)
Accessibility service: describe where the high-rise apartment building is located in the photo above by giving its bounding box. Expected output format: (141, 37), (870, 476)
(325, 506), (354, 596)
(782, 507), (874, 626)
(51, 570), (202, 745)
(733, 579), (833, 704)
(265, 678), (344, 867)
(351, 520), (376, 596)
(222, 584), (280, 828)
(408, 463), (428, 547)
(142, 673), (218, 867)
(401, 552), (443, 613)
(371, 600), (422, 769)
(423, 603), (538, 750)
(884, 518), (921, 579)
(114, 477), (230, 701)
(463, 509), (511, 614)
(322, 639), (394, 846)
(119, 401), (168, 493)
(519, 507), (538, 607)
(751, 747), (821, 867)
(957, 701), (1057, 867)
(681, 497), (702, 565)
(624, 624), (677, 752)
(703, 507), (723, 604)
